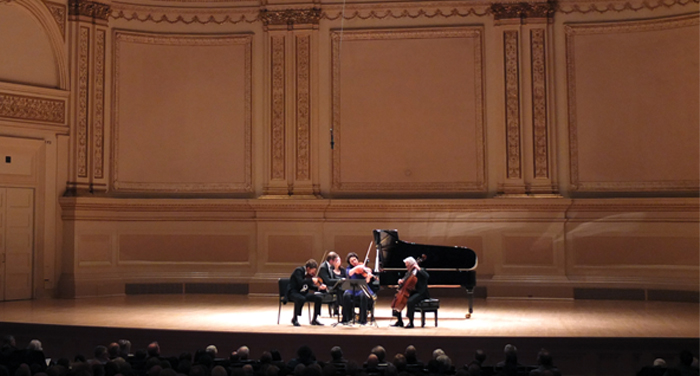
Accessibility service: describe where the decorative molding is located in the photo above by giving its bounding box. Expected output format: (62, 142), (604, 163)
(330, 27), (486, 193)
(110, 5), (257, 24)
(321, 2), (491, 20)
(112, 31), (254, 193)
(93, 28), (105, 179)
(295, 35), (311, 181)
(566, 14), (699, 192)
(504, 30), (521, 180)
(491, 1), (556, 20)
(105, 0), (698, 25)
(77, 26), (89, 178)
(531, 28), (549, 179)
(260, 8), (321, 27)
(68, 0), (110, 20)
(556, 0), (699, 14)
(0, 93), (65, 124)
(270, 35), (286, 181)
(43, 0), (66, 38)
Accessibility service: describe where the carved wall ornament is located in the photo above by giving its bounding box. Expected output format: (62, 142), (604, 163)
(296, 35), (311, 181)
(69, 0), (110, 20)
(93, 28), (106, 179)
(0, 93), (65, 124)
(260, 8), (321, 27)
(271, 35), (286, 181)
(77, 26), (89, 178)
(504, 30), (521, 180)
(44, 0), (66, 38)
(491, 1), (556, 20)
(531, 28), (549, 179)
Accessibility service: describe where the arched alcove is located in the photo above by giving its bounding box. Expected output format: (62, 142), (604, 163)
(0, 1), (67, 89)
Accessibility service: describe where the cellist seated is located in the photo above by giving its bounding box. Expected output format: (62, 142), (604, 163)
(391, 256), (429, 329)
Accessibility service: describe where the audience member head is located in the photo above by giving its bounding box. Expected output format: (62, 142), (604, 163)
(260, 351), (272, 365)
(404, 346), (418, 364)
(237, 346), (250, 360)
(205, 345), (218, 359)
(28, 339), (43, 351)
(653, 358), (667, 367)
(473, 349), (486, 365)
(679, 350), (694, 366)
(365, 354), (379, 370)
(296, 345), (315, 363)
(264, 366), (279, 376)
(432, 349), (445, 361)
(270, 350), (282, 362)
(118, 339), (131, 357)
(211, 366), (227, 376)
(94, 345), (109, 363)
(330, 346), (343, 362)
(436, 355), (451, 374)
(147, 342), (161, 358)
(503, 344), (518, 365)
(536, 349), (552, 367)
(1, 335), (15, 349)
(392, 354), (406, 371)
(371, 346), (386, 363)
(107, 343), (120, 359)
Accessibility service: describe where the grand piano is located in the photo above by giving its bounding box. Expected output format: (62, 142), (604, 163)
(373, 229), (478, 317)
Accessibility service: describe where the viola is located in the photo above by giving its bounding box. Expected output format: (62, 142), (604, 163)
(390, 255), (426, 311)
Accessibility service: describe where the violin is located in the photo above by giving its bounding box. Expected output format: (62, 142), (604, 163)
(390, 254), (426, 311)
(305, 272), (327, 290)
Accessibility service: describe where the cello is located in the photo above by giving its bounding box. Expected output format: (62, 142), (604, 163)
(390, 254), (426, 311)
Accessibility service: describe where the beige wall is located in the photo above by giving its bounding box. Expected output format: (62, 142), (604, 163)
(0, 0), (697, 298)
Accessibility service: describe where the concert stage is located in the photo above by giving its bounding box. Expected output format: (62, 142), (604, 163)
(0, 294), (697, 376)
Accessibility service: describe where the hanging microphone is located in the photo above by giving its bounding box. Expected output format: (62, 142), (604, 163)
(330, 128), (335, 149)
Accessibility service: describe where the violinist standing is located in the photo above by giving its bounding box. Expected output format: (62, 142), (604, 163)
(391, 256), (429, 329)
(342, 252), (373, 325)
(289, 259), (327, 326)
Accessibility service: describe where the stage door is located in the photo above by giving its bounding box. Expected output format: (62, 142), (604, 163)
(0, 187), (34, 301)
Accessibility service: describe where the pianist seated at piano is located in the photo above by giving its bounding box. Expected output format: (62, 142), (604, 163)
(391, 256), (429, 329)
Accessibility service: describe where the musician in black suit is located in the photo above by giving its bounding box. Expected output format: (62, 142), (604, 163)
(392, 256), (429, 329)
(288, 259), (327, 326)
(318, 252), (346, 316)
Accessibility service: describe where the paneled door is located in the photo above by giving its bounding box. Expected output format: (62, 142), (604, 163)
(0, 187), (34, 301)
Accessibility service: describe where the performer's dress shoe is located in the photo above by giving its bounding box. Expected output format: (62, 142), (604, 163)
(310, 319), (324, 326)
(291, 318), (300, 327)
(405, 322), (415, 329)
(391, 321), (404, 327)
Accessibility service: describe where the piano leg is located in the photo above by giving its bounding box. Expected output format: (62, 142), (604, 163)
(466, 287), (474, 319)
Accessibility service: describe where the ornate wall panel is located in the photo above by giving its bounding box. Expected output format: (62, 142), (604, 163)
(504, 30), (522, 180)
(295, 34), (311, 182)
(530, 28), (549, 180)
(112, 31), (253, 193)
(566, 14), (699, 192)
(331, 27), (486, 194)
(270, 35), (286, 182)
(119, 234), (250, 263)
(0, 92), (65, 125)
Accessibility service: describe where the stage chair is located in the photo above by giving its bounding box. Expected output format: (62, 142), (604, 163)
(277, 278), (311, 324)
(415, 298), (440, 327)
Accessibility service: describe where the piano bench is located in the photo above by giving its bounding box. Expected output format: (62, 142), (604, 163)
(415, 298), (440, 327)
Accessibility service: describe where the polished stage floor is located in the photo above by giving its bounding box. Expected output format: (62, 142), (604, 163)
(0, 294), (698, 375)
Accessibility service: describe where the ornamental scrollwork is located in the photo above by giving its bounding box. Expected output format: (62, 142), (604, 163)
(69, 0), (111, 21)
(260, 8), (321, 27)
(491, 1), (556, 20)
